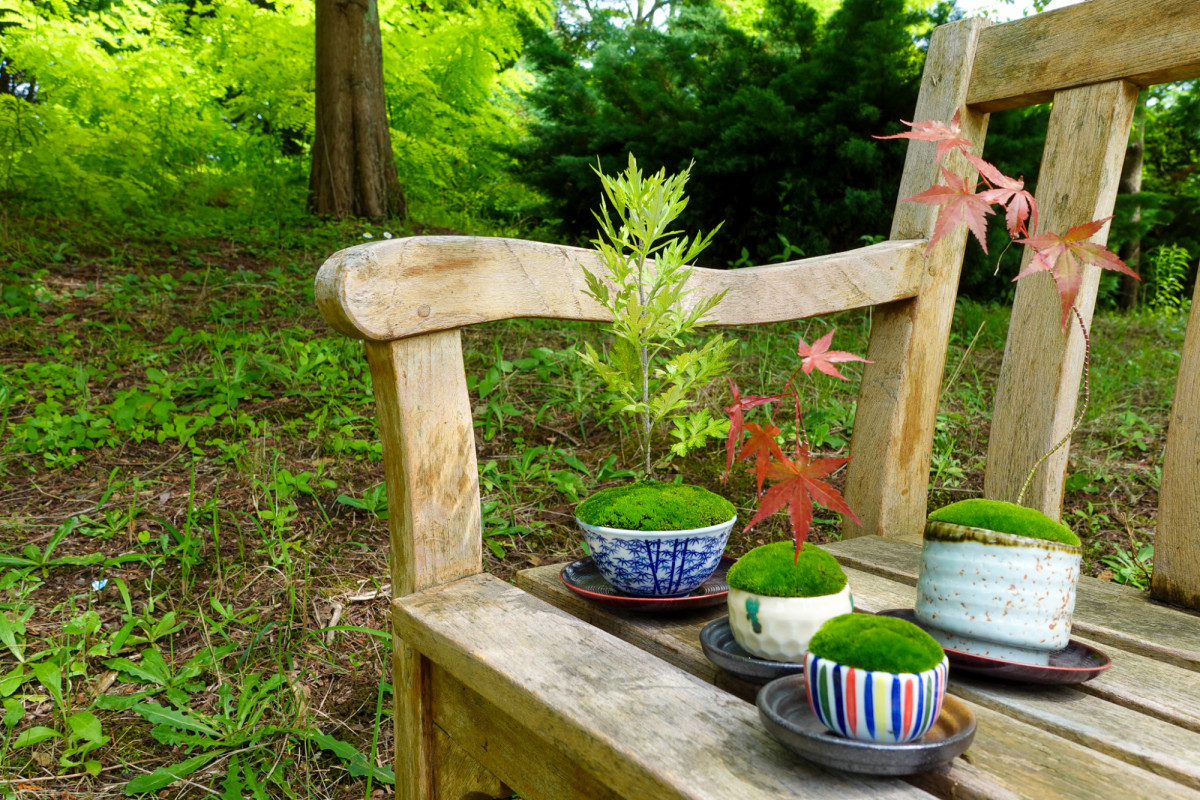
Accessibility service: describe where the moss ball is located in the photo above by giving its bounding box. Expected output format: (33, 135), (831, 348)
(725, 541), (847, 598)
(808, 614), (945, 673)
(928, 498), (1080, 546)
(575, 482), (735, 531)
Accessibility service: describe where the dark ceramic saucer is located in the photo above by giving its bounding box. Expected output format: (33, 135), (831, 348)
(699, 617), (805, 684)
(559, 556), (733, 612)
(757, 674), (976, 776)
(877, 609), (1112, 684)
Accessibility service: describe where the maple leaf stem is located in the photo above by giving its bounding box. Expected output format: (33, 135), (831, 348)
(1016, 304), (1090, 506)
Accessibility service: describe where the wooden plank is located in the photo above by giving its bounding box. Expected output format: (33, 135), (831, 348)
(432, 722), (509, 800)
(967, 0), (1200, 113)
(1152, 276), (1200, 610)
(430, 665), (622, 800)
(367, 332), (486, 800)
(394, 573), (931, 800)
(844, 17), (990, 542)
(984, 80), (1140, 516)
(823, 536), (1200, 672)
(518, 563), (1200, 799)
(314, 235), (926, 341)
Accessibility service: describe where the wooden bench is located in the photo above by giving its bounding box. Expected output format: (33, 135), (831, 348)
(315, 1), (1200, 797)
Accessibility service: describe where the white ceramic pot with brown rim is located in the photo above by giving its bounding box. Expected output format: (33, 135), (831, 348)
(914, 520), (1082, 666)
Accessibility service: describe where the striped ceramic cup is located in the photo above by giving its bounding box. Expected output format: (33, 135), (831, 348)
(803, 652), (949, 743)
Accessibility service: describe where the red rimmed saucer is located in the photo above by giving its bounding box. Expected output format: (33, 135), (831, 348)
(559, 556), (733, 612)
(877, 609), (1112, 684)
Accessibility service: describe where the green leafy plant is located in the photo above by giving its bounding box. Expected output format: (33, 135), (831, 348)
(578, 154), (733, 476)
(1147, 244), (1191, 316)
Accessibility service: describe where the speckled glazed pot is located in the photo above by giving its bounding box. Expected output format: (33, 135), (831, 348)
(727, 586), (853, 662)
(915, 521), (1082, 666)
(804, 651), (949, 743)
(577, 516), (736, 597)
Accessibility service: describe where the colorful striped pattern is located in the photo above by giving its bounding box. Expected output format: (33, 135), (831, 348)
(803, 652), (949, 743)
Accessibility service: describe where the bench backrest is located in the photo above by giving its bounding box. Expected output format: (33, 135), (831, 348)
(316, 0), (1200, 610)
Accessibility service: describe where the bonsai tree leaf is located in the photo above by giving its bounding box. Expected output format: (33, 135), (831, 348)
(1015, 217), (1140, 331)
(797, 329), (872, 381)
(743, 449), (860, 555)
(903, 166), (995, 255)
(737, 422), (786, 496)
(723, 379), (785, 482)
(872, 109), (971, 163)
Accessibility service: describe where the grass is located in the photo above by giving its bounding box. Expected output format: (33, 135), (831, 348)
(0, 210), (1189, 797)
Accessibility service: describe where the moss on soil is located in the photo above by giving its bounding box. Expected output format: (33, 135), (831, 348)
(928, 498), (1080, 546)
(808, 614), (945, 673)
(725, 541), (847, 598)
(575, 482), (735, 531)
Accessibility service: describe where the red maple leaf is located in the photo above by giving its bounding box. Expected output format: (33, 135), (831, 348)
(873, 110), (971, 164)
(797, 329), (871, 380)
(742, 448), (861, 554)
(738, 421), (787, 496)
(904, 166), (995, 255)
(966, 153), (1038, 238)
(723, 378), (784, 482)
(1015, 217), (1140, 330)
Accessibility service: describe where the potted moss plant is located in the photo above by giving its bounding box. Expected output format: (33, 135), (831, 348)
(572, 155), (736, 597)
(915, 499), (1081, 665)
(724, 541), (852, 661)
(804, 614), (949, 743)
(875, 115), (1137, 665)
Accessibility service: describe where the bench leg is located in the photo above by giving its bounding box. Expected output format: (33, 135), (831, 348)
(395, 640), (510, 800)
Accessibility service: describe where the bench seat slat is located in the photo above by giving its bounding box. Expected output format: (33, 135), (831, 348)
(393, 573), (931, 800)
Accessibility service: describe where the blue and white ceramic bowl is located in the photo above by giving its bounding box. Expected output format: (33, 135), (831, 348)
(576, 516), (736, 597)
(804, 651), (949, 744)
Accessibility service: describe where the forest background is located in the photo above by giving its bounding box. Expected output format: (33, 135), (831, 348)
(0, 0), (1198, 796)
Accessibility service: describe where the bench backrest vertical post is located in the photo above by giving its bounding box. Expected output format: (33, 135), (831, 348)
(843, 17), (988, 540)
(1152, 277), (1200, 609)
(985, 81), (1139, 512)
(364, 331), (484, 799)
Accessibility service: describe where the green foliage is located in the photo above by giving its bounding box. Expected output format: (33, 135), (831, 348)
(725, 541), (846, 598)
(808, 613), (944, 673)
(578, 154), (733, 475)
(928, 498), (1080, 546)
(515, 0), (930, 265)
(575, 481), (735, 531)
(1147, 244), (1192, 315)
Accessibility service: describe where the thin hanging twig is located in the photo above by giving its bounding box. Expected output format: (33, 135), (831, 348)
(1017, 304), (1090, 505)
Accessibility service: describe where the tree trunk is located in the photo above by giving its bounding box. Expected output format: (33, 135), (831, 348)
(1117, 92), (1146, 310)
(309, 0), (405, 220)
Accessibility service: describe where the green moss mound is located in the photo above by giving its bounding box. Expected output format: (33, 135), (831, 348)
(575, 482), (735, 531)
(928, 499), (1080, 546)
(808, 614), (945, 673)
(725, 541), (847, 598)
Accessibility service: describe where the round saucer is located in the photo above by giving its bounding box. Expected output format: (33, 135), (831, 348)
(559, 556), (733, 612)
(757, 674), (976, 776)
(876, 609), (1112, 684)
(699, 616), (805, 684)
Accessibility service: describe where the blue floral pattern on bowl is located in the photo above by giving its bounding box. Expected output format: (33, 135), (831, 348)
(576, 517), (736, 597)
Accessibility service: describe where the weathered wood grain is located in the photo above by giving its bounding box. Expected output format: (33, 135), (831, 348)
(1152, 276), (1200, 611)
(314, 235), (926, 341)
(967, 0), (1200, 113)
(844, 17), (990, 542)
(432, 722), (509, 800)
(519, 561), (1200, 799)
(367, 333), (489, 800)
(984, 80), (1139, 516)
(823, 536), (1200, 672)
(394, 573), (931, 800)
(430, 666), (621, 800)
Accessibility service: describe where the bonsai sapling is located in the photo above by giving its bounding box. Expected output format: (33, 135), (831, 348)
(578, 153), (733, 478)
